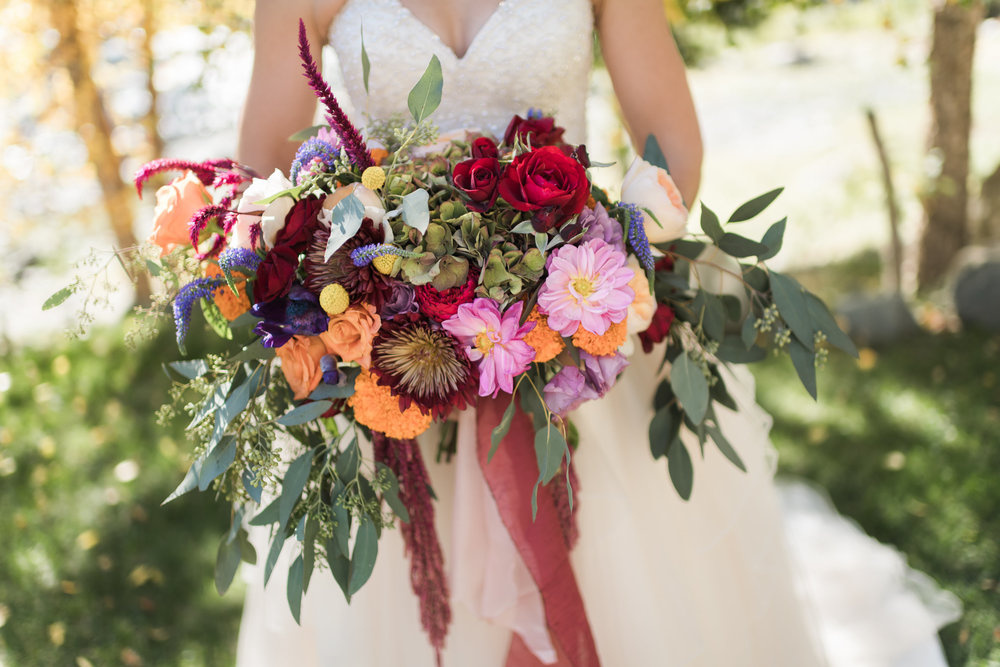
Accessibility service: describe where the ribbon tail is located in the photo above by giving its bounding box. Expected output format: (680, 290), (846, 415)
(476, 397), (601, 667)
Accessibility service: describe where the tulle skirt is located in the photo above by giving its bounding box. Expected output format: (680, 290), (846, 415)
(236, 345), (960, 667)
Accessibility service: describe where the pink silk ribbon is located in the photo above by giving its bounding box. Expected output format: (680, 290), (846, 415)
(471, 397), (601, 667)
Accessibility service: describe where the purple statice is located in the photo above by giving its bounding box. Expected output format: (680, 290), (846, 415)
(380, 282), (419, 320)
(296, 20), (373, 171)
(320, 354), (340, 385)
(173, 277), (225, 349)
(579, 203), (624, 252)
(251, 285), (329, 348)
(290, 137), (341, 184)
(620, 202), (655, 272)
(349, 243), (423, 268)
(580, 350), (629, 396)
(544, 366), (599, 416)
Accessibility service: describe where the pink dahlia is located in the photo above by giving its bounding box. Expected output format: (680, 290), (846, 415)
(537, 239), (635, 336)
(442, 299), (536, 397)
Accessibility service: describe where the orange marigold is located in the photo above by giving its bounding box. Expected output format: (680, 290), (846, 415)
(205, 263), (251, 321)
(348, 370), (433, 439)
(573, 318), (627, 357)
(369, 147), (389, 165)
(523, 307), (564, 363)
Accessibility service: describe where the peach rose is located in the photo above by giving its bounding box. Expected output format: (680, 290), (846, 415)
(320, 303), (381, 369)
(276, 335), (327, 400)
(148, 171), (210, 256)
(625, 257), (657, 335)
(621, 157), (689, 244)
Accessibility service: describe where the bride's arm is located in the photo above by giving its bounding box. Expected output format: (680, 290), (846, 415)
(596, 0), (703, 204)
(237, 0), (346, 175)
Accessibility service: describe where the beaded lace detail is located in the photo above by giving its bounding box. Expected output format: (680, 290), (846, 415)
(328, 0), (594, 143)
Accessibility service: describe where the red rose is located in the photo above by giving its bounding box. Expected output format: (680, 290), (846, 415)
(497, 146), (589, 231)
(503, 114), (566, 148)
(639, 303), (676, 354)
(470, 137), (498, 159)
(253, 197), (324, 303)
(452, 157), (502, 212)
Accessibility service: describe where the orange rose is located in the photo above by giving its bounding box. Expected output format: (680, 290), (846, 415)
(148, 171), (210, 256)
(320, 303), (381, 369)
(276, 335), (327, 400)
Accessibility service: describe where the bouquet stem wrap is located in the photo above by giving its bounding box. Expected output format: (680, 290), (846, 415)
(474, 398), (600, 667)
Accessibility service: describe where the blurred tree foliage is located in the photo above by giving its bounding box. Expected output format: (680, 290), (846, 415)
(0, 0), (250, 301)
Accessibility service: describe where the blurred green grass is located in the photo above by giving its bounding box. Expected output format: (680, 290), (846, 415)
(1, 270), (999, 665)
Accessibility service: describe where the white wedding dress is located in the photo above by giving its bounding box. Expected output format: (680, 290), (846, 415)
(236, 1), (961, 665)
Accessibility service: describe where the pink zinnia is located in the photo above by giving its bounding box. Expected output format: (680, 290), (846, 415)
(443, 299), (536, 397)
(537, 239), (635, 336)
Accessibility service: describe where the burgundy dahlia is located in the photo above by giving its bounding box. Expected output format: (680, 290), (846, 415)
(415, 268), (479, 322)
(370, 314), (478, 420)
(303, 217), (393, 311)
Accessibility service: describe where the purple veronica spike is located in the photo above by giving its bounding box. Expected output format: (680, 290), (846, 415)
(621, 202), (655, 272)
(173, 277), (225, 348)
(290, 137), (341, 184)
(297, 20), (372, 171)
(218, 247), (263, 287)
(350, 243), (424, 267)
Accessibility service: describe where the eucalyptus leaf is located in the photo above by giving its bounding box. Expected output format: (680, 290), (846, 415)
(741, 313), (758, 350)
(303, 517), (319, 592)
(642, 133), (670, 173)
(278, 451), (313, 532)
(330, 482), (351, 557)
(671, 352), (709, 424)
(360, 26), (371, 94)
(42, 285), (75, 311)
(510, 220), (536, 234)
(242, 469), (263, 504)
(167, 360), (209, 380)
(706, 424), (746, 472)
(276, 400), (333, 426)
(728, 187), (783, 223)
(717, 233), (769, 258)
(789, 338), (818, 400)
(667, 439), (694, 500)
(326, 539), (351, 600)
(287, 554), (304, 624)
(715, 336), (768, 363)
(233, 340), (276, 361)
(407, 55), (443, 123)
(805, 293), (859, 358)
(378, 464), (410, 523)
(653, 380), (675, 412)
(145, 259), (162, 277)
(348, 517), (378, 595)
(288, 125), (325, 142)
(700, 204), (724, 242)
(770, 271), (814, 349)
(336, 438), (361, 481)
(324, 193), (366, 261)
(400, 188), (430, 233)
(201, 298), (234, 341)
(709, 369), (739, 411)
(534, 424), (566, 486)
(197, 436), (237, 492)
(263, 530), (285, 586)
(758, 218), (787, 261)
(649, 406), (679, 460)
(249, 497), (280, 526)
(489, 396), (518, 462)
(308, 382), (356, 400)
(215, 533), (242, 595)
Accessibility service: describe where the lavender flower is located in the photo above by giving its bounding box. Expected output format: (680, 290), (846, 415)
(579, 203), (624, 252)
(620, 202), (655, 272)
(380, 283), (420, 320)
(290, 138), (341, 184)
(251, 285), (329, 348)
(173, 277), (225, 349)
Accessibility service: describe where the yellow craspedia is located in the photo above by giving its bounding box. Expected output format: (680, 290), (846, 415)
(372, 254), (396, 275)
(319, 283), (350, 315)
(361, 166), (386, 191)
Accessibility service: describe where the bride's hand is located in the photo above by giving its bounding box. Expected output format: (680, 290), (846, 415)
(596, 0), (703, 205)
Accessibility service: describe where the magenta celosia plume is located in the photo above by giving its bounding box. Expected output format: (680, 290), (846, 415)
(442, 299), (535, 397)
(133, 158), (237, 198)
(537, 238), (635, 336)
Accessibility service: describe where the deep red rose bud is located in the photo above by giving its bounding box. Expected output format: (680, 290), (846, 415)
(470, 137), (499, 159)
(452, 157), (502, 213)
(654, 254), (675, 273)
(415, 268), (479, 322)
(639, 303), (676, 354)
(503, 114), (566, 148)
(497, 146), (589, 232)
(252, 197), (324, 303)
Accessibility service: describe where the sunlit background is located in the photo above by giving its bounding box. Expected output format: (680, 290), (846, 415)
(1, 0), (998, 664)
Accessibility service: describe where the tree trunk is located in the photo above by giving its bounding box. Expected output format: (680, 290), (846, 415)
(141, 0), (165, 160)
(48, 0), (151, 305)
(917, 0), (983, 289)
(977, 162), (1000, 243)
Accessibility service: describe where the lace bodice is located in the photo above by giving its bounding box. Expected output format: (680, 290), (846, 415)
(328, 0), (594, 142)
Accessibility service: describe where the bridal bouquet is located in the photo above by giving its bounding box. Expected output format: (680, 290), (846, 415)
(121, 20), (855, 660)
